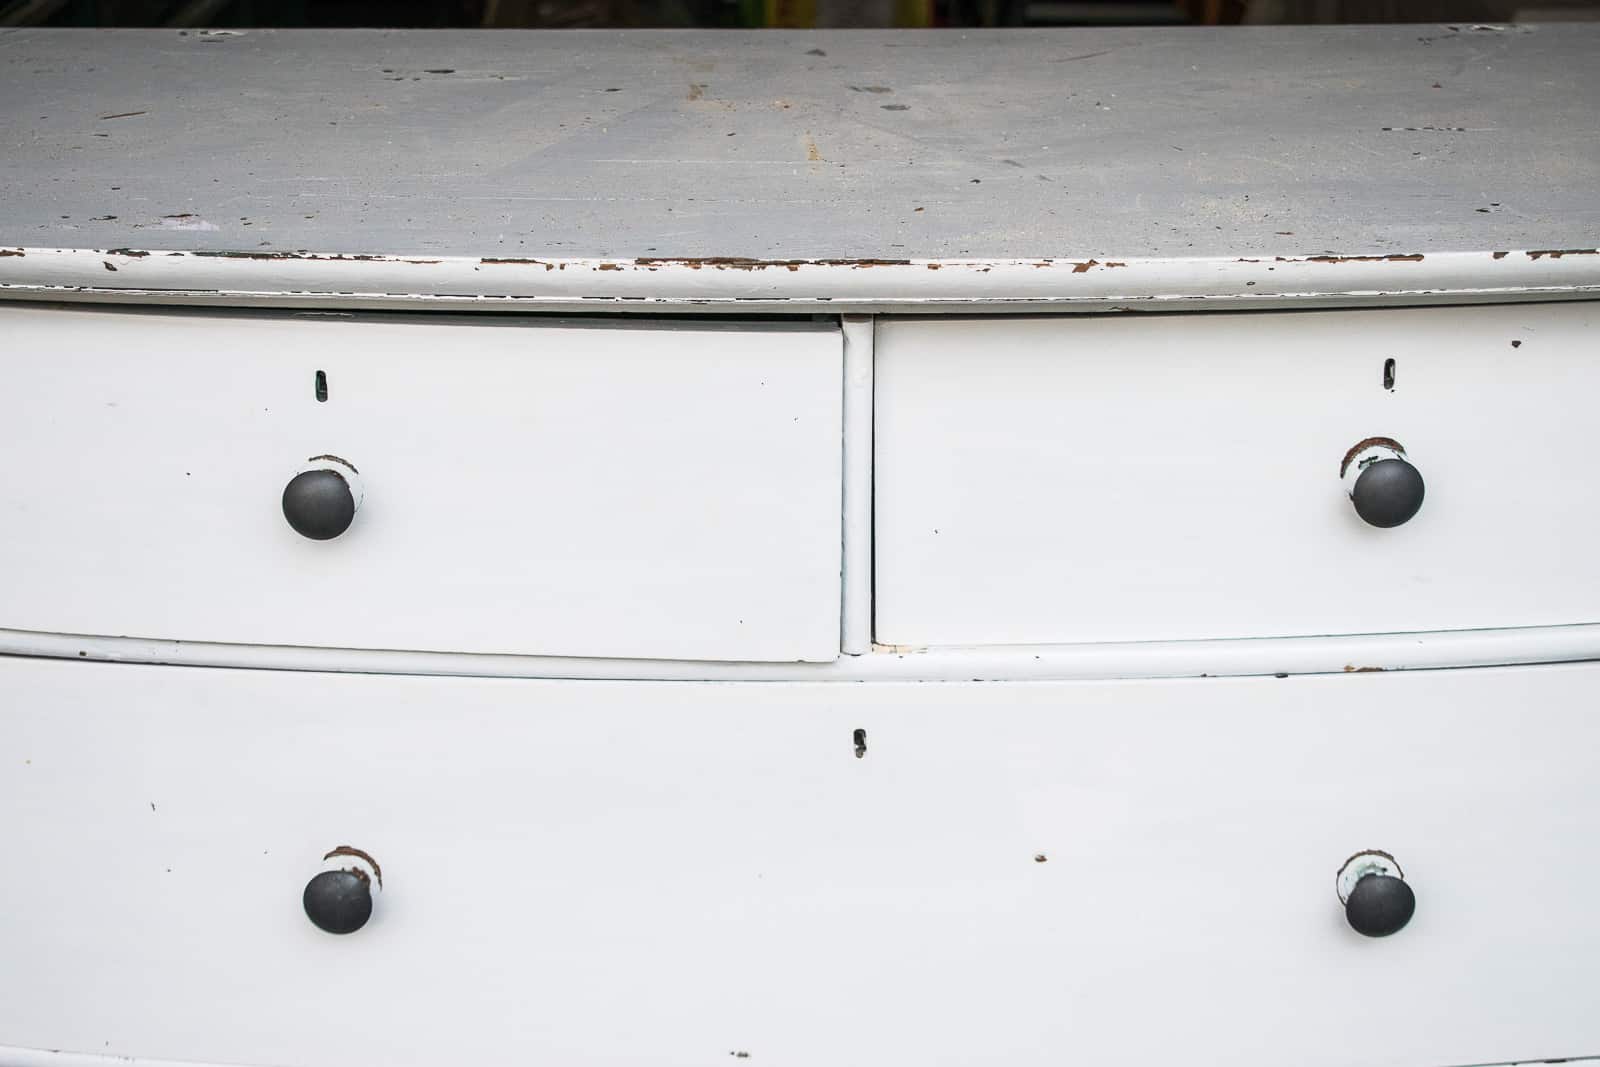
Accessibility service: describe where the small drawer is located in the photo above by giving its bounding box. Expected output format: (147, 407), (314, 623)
(0, 306), (842, 662)
(3, 656), (1598, 1066)
(875, 303), (1600, 647)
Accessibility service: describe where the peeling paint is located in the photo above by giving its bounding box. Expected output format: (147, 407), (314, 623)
(1301, 253), (1425, 264)
(307, 452), (358, 473)
(93, 249), (447, 264)
(1527, 248), (1598, 260)
(1065, 259), (1128, 272)
(481, 257), (557, 269)
(324, 844), (382, 888)
(1340, 436), (1405, 478)
(190, 250), (382, 262)
(633, 256), (913, 270)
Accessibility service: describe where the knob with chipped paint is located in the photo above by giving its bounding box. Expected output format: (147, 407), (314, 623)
(303, 846), (382, 935)
(1337, 850), (1416, 937)
(282, 455), (363, 540)
(1341, 438), (1424, 528)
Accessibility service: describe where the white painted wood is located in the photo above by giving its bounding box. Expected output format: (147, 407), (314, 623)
(876, 302), (1600, 646)
(4, 655), (1600, 1067)
(0, 305), (842, 662)
(840, 315), (873, 654)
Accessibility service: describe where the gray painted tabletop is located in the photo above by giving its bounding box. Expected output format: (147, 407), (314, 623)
(2, 25), (1597, 263)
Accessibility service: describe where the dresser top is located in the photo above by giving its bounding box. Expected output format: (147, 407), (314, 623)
(1, 25), (1597, 312)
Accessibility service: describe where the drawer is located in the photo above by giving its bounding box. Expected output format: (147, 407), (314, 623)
(0, 307), (842, 662)
(3, 656), (1599, 1067)
(876, 303), (1600, 647)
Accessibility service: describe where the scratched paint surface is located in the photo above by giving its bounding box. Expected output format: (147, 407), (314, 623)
(0, 25), (1596, 263)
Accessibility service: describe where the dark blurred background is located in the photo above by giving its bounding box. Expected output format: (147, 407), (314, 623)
(3, 0), (1596, 32)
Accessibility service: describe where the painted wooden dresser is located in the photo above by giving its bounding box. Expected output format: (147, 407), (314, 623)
(3, 24), (1599, 1067)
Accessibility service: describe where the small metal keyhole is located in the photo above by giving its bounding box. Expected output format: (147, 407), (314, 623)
(315, 370), (328, 402)
(1382, 358), (1395, 391)
(853, 728), (867, 759)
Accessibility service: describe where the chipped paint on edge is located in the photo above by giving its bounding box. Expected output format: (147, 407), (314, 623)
(2, 247), (1599, 312)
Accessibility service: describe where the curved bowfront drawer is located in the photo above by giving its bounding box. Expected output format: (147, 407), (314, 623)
(875, 302), (1600, 647)
(3, 656), (1599, 1066)
(0, 306), (842, 662)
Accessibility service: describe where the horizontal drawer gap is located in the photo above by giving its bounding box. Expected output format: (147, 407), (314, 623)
(7, 622), (1600, 683)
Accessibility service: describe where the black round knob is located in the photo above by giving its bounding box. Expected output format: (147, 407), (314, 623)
(1351, 457), (1425, 528)
(302, 869), (373, 934)
(282, 469), (356, 540)
(1344, 872), (1416, 937)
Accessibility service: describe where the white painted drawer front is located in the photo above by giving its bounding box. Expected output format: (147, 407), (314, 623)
(4, 656), (1600, 1067)
(0, 307), (841, 662)
(876, 303), (1600, 647)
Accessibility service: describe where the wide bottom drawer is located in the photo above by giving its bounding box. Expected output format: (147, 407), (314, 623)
(3, 657), (1598, 1067)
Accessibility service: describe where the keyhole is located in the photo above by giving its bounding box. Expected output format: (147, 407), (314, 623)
(1382, 358), (1395, 391)
(853, 728), (867, 759)
(315, 370), (329, 402)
